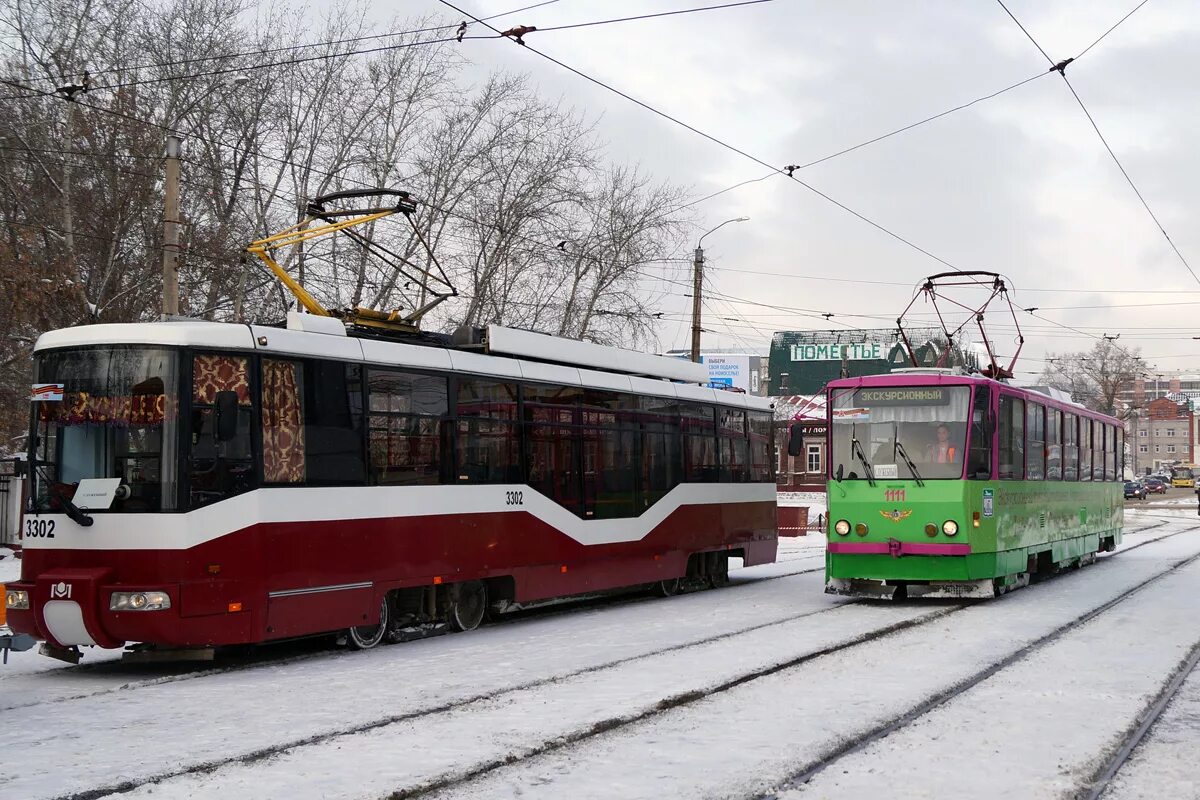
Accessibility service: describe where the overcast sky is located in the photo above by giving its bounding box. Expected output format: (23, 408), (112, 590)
(397, 0), (1199, 379)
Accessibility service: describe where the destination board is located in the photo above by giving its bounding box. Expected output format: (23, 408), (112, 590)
(857, 387), (951, 406)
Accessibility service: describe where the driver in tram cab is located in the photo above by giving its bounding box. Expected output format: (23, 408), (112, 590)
(925, 424), (957, 465)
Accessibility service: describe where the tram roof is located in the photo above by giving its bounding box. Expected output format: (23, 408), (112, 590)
(34, 319), (771, 412)
(824, 371), (1120, 423)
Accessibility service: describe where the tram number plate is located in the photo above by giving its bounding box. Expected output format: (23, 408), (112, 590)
(505, 491), (524, 506)
(24, 519), (56, 538)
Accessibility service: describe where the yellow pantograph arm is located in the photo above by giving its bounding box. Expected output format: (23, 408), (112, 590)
(245, 209), (398, 318)
(245, 244), (332, 317)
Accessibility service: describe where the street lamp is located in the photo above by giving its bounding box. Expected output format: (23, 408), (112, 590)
(691, 217), (749, 363)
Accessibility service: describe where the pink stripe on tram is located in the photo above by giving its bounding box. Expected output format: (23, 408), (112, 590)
(827, 541), (972, 556)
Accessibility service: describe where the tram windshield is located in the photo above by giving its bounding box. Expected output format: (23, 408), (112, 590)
(830, 385), (970, 481)
(30, 347), (179, 512)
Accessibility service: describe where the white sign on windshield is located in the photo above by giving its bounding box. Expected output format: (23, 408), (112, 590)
(73, 478), (123, 510)
(31, 383), (65, 401)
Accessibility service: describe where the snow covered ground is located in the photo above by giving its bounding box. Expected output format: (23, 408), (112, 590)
(1, 514), (1197, 800)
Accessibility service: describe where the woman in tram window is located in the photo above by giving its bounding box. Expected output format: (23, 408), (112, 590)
(926, 424), (958, 465)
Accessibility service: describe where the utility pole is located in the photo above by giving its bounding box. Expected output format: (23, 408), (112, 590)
(690, 245), (704, 362)
(691, 216), (748, 364)
(161, 135), (182, 318)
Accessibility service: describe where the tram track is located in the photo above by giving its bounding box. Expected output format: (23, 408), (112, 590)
(760, 546), (1200, 798)
(42, 525), (1200, 800)
(5, 561), (827, 717)
(6, 524), (1179, 722)
(56, 568), (858, 800)
(379, 529), (1200, 800)
(1079, 637), (1200, 800)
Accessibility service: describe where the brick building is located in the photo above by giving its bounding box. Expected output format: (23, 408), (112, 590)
(1127, 397), (1194, 475)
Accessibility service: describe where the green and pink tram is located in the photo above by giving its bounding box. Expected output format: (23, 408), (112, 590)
(817, 371), (1123, 599)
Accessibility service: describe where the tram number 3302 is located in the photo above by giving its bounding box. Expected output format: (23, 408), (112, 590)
(505, 491), (524, 506)
(25, 519), (56, 538)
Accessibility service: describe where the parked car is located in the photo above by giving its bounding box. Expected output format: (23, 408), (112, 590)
(1124, 481), (1147, 500)
(1143, 477), (1168, 494)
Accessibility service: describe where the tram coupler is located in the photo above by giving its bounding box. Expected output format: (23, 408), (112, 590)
(1, 632), (37, 664)
(824, 578), (903, 600)
(39, 642), (82, 664)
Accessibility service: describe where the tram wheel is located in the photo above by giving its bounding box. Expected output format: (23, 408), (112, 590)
(656, 578), (682, 597)
(708, 554), (730, 589)
(448, 581), (488, 632)
(347, 595), (390, 650)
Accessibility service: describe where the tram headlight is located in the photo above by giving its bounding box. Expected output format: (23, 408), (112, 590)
(109, 591), (171, 611)
(942, 520), (959, 537)
(5, 589), (29, 610)
(834, 519), (851, 536)
(854, 523), (869, 536)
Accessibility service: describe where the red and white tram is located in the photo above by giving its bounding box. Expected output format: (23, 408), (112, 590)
(5, 315), (777, 660)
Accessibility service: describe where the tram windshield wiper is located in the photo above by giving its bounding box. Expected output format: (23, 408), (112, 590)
(894, 441), (925, 487)
(893, 422), (925, 487)
(850, 424), (876, 487)
(31, 456), (93, 527)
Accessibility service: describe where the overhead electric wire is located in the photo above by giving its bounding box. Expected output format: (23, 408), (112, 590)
(28, 0), (566, 86)
(995, 0), (1056, 66)
(792, 70), (1049, 171)
(436, 0), (978, 280)
(533, 0), (776, 33)
(26, 1), (777, 94)
(1059, 75), (1200, 288)
(991, 0), (1198, 290)
(1076, 0), (1152, 60)
(93, 35), (470, 92)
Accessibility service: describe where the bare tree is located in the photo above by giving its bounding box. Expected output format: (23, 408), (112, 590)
(1038, 340), (1149, 416)
(0, 1), (698, 449)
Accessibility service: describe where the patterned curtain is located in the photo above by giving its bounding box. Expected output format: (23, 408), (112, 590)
(262, 360), (305, 483)
(40, 390), (166, 426)
(192, 355), (251, 405)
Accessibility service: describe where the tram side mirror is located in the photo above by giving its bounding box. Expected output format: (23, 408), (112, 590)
(787, 425), (803, 457)
(215, 391), (239, 442)
(835, 464), (844, 482)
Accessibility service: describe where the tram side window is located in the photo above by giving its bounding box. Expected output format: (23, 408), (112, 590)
(1105, 424), (1117, 481)
(524, 383), (581, 511)
(189, 353), (254, 508)
(719, 408), (749, 483)
(1046, 409), (1062, 480)
(967, 386), (992, 480)
(1026, 402), (1045, 480)
(368, 370), (449, 486)
(584, 425), (638, 519)
(457, 379), (520, 483)
(998, 394), (1024, 480)
(748, 411), (774, 482)
(1064, 413), (1079, 481)
(303, 360), (365, 485)
(1080, 419), (1092, 482)
(1093, 423), (1105, 481)
(681, 403), (719, 482)
(581, 390), (639, 519)
(1113, 429), (1123, 479)
(262, 359), (306, 484)
(640, 395), (681, 507)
